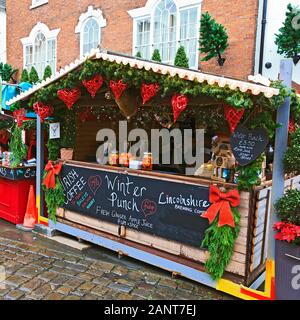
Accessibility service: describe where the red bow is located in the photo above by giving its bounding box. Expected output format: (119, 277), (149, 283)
(43, 161), (63, 189)
(201, 185), (240, 228)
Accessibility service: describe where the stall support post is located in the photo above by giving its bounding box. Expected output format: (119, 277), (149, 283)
(36, 115), (45, 221)
(269, 59), (293, 276)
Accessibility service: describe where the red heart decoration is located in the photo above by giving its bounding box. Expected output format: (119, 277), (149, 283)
(57, 88), (81, 110)
(33, 102), (54, 123)
(110, 80), (127, 100)
(141, 83), (160, 105)
(171, 94), (189, 123)
(13, 108), (26, 127)
(141, 199), (157, 218)
(82, 75), (104, 98)
(224, 105), (245, 133)
(289, 119), (296, 133)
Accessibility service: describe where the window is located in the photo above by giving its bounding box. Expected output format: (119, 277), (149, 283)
(129, 0), (201, 69)
(75, 6), (107, 57)
(21, 22), (60, 77)
(30, 0), (48, 9)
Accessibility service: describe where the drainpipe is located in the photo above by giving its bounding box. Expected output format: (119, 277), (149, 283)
(258, 0), (268, 75)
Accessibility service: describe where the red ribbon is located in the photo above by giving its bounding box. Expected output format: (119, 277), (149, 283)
(27, 140), (36, 160)
(201, 185), (240, 228)
(43, 161), (63, 189)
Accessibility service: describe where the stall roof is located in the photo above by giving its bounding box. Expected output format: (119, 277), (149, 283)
(7, 48), (280, 106)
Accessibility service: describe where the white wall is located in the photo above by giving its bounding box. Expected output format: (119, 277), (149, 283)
(256, 0), (300, 84)
(0, 10), (6, 63)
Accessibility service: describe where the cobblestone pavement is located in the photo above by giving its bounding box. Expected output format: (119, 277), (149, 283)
(0, 220), (233, 300)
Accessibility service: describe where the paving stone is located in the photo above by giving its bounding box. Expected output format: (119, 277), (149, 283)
(77, 282), (95, 292)
(158, 278), (178, 289)
(131, 288), (151, 299)
(31, 284), (52, 298)
(45, 292), (64, 300)
(145, 274), (160, 285)
(5, 275), (28, 288)
(86, 269), (106, 277)
(117, 293), (133, 300)
(82, 294), (100, 300)
(155, 286), (177, 299)
(116, 278), (136, 287)
(176, 280), (195, 292)
(57, 286), (73, 295)
(108, 282), (133, 294)
(50, 274), (72, 286)
(65, 262), (86, 272)
(64, 295), (81, 300)
(0, 288), (10, 297)
(20, 279), (44, 292)
(38, 271), (58, 282)
(76, 272), (94, 281)
(2, 261), (24, 274)
(5, 289), (24, 300)
(77, 259), (93, 267)
(128, 270), (145, 281)
(16, 266), (43, 278)
(64, 278), (84, 289)
(111, 266), (128, 276)
(57, 268), (79, 277)
(15, 256), (36, 265)
(71, 290), (85, 297)
(91, 285), (109, 297)
(63, 255), (79, 263)
(92, 277), (110, 286)
(90, 261), (114, 273)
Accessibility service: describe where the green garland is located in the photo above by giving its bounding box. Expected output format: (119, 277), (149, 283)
(9, 125), (28, 167)
(201, 207), (240, 279)
(42, 173), (64, 222)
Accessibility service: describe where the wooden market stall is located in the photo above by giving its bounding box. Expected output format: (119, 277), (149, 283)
(6, 49), (300, 299)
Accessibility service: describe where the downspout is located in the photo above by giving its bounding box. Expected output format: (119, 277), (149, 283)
(258, 0), (268, 74)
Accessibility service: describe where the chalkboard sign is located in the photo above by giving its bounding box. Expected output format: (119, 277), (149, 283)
(230, 126), (269, 166)
(60, 164), (210, 248)
(0, 166), (36, 181)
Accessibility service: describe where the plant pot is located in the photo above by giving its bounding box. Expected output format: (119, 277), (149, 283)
(217, 57), (226, 66)
(60, 148), (74, 161)
(275, 240), (300, 300)
(293, 55), (300, 66)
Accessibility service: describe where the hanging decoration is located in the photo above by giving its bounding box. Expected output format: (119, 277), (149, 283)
(27, 139), (36, 160)
(79, 107), (96, 123)
(110, 80), (127, 100)
(141, 83), (160, 105)
(13, 108), (26, 128)
(171, 94), (189, 123)
(57, 88), (81, 110)
(82, 75), (104, 98)
(33, 102), (54, 123)
(201, 185), (241, 279)
(43, 160), (63, 189)
(224, 105), (245, 133)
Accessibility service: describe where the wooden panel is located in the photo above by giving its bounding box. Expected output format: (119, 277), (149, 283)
(252, 232), (264, 246)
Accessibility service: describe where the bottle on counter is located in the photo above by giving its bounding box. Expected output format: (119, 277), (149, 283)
(108, 150), (119, 167)
(142, 152), (153, 171)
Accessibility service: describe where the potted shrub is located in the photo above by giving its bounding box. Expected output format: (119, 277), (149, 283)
(274, 189), (300, 300)
(60, 113), (77, 160)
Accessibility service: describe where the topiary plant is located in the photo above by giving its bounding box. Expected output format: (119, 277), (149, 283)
(199, 12), (229, 66)
(174, 46), (189, 68)
(275, 189), (300, 226)
(9, 125), (28, 167)
(0, 63), (18, 83)
(29, 66), (39, 84)
(275, 4), (300, 65)
(43, 65), (52, 81)
(283, 128), (300, 174)
(151, 49), (162, 62)
(20, 69), (29, 83)
(135, 51), (142, 58)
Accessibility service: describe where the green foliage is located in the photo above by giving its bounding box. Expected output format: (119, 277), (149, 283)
(135, 51), (142, 58)
(9, 125), (28, 167)
(29, 66), (40, 84)
(236, 155), (265, 191)
(47, 137), (61, 161)
(201, 207), (240, 279)
(174, 46), (189, 68)
(199, 12), (228, 65)
(284, 128), (300, 174)
(43, 174), (65, 222)
(0, 63), (18, 82)
(60, 112), (77, 149)
(0, 118), (14, 130)
(20, 69), (29, 83)
(275, 4), (300, 62)
(275, 189), (300, 225)
(43, 65), (52, 81)
(151, 49), (162, 62)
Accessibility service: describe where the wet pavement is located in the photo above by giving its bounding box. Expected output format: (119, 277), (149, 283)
(0, 219), (233, 300)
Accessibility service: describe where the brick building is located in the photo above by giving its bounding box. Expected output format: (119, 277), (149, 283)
(6, 0), (261, 80)
(0, 0), (6, 63)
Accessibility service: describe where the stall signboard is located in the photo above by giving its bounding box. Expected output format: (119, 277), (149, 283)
(60, 164), (211, 248)
(0, 166), (36, 181)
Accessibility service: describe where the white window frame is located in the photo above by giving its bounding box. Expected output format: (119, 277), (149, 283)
(128, 0), (202, 69)
(21, 22), (60, 77)
(30, 0), (48, 10)
(75, 5), (107, 57)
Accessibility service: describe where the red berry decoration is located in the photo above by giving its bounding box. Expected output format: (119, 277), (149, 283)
(33, 102), (54, 123)
(289, 118), (296, 133)
(57, 88), (81, 110)
(224, 105), (245, 133)
(141, 83), (160, 105)
(171, 94), (189, 123)
(110, 80), (127, 100)
(13, 108), (26, 127)
(82, 75), (104, 98)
